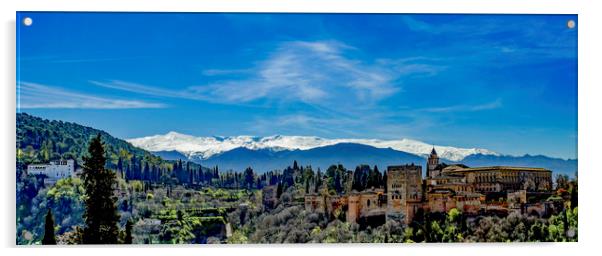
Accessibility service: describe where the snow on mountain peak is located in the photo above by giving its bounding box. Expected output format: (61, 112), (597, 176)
(127, 132), (499, 161)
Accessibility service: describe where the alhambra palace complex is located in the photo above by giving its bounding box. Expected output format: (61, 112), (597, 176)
(302, 148), (555, 225)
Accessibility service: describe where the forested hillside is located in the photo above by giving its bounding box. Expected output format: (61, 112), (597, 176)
(17, 112), (159, 167)
(16, 113), (297, 244)
(17, 113), (199, 244)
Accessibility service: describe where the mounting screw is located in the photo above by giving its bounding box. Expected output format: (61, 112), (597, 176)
(567, 20), (575, 29)
(23, 17), (33, 26)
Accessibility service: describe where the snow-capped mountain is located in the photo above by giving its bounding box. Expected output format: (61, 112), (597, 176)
(127, 131), (499, 161)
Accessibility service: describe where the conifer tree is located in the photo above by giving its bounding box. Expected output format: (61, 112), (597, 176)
(143, 162), (150, 181)
(570, 183), (578, 209)
(315, 169), (323, 193)
(82, 134), (120, 244)
(117, 157), (123, 176)
(334, 171), (342, 193)
(276, 182), (283, 198)
(124, 219), (133, 244)
(383, 170), (388, 193)
(42, 209), (56, 245)
(305, 178), (310, 193)
(244, 167), (255, 189)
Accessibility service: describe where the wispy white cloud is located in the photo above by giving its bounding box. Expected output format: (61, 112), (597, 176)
(93, 40), (443, 113)
(91, 40), (448, 138)
(376, 57), (446, 76)
(402, 16), (434, 32)
(90, 80), (204, 100)
(249, 113), (370, 138)
(192, 40), (444, 108)
(17, 82), (166, 109)
(247, 111), (441, 140)
(419, 98), (503, 113)
(201, 68), (252, 76)
(192, 40), (401, 105)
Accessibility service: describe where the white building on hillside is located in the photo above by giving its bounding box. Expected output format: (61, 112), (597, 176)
(27, 159), (75, 184)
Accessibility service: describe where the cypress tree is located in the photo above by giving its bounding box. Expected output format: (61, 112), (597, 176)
(334, 171), (342, 193)
(276, 182), (283, 198)
(125, 165), (130, 182)
(143, 162), (150, 181)
(117, 157), (123, 178)
(244, 167), (255, 189)
(130, 155), (138, 179)
(117, 157), (123, 169)
(570, 184), (578, 209)
(314, 169), (322, 193)
(42, 209), (56, 245)
(82, 134), (120, 244)
(305, 178), (310, 193)
(383, 170), (388, 193)
(124, 219), (133, 244)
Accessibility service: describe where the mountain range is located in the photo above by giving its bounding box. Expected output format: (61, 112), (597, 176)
(15, 113), (577, 178)
(128, 132), (577, 176)
(127, 132), (498, 161)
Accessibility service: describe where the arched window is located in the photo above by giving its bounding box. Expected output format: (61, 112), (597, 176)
(367, 199), (371, 207)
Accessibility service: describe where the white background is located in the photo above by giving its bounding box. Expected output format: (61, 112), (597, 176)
(1, 0), (601, 255)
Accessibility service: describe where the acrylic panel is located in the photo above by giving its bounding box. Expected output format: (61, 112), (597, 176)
(16, 12), (578, 244)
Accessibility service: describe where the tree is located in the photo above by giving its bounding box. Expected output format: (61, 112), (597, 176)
(82, 134), (120, 244)
(443, 208), (463, 242)
(305, 178), (311, 193)
(570, 175), (578, 209)
(383, 170), (388, 193)
(555, 174), (570, 190)
(373, 165), (382, 188)
(42, 209), (57, 245)
(124, 219), (133, 244)
(334, 171), (342, 193)
(367, 165), (382, 189)
(244, 167), (255, 189)
(570, 185), (578, 209)
(315, 169), (323, 193)
(276, 182), (283, 199)
(352, 166), (362, 191)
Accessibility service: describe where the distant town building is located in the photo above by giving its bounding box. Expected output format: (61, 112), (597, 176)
(27, 159), (75, 185)
(304, 147), (556, 225)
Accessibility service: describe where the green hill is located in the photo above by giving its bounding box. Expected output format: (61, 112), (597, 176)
(16, 113), (217, 185)
(16, 112), (163, 169)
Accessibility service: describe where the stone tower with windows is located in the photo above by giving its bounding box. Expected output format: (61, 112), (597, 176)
(386, 164), (423, 224)
(427, 147), (439, 178)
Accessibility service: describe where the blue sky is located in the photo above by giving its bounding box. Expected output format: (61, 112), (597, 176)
(16, 13), (577, 159)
